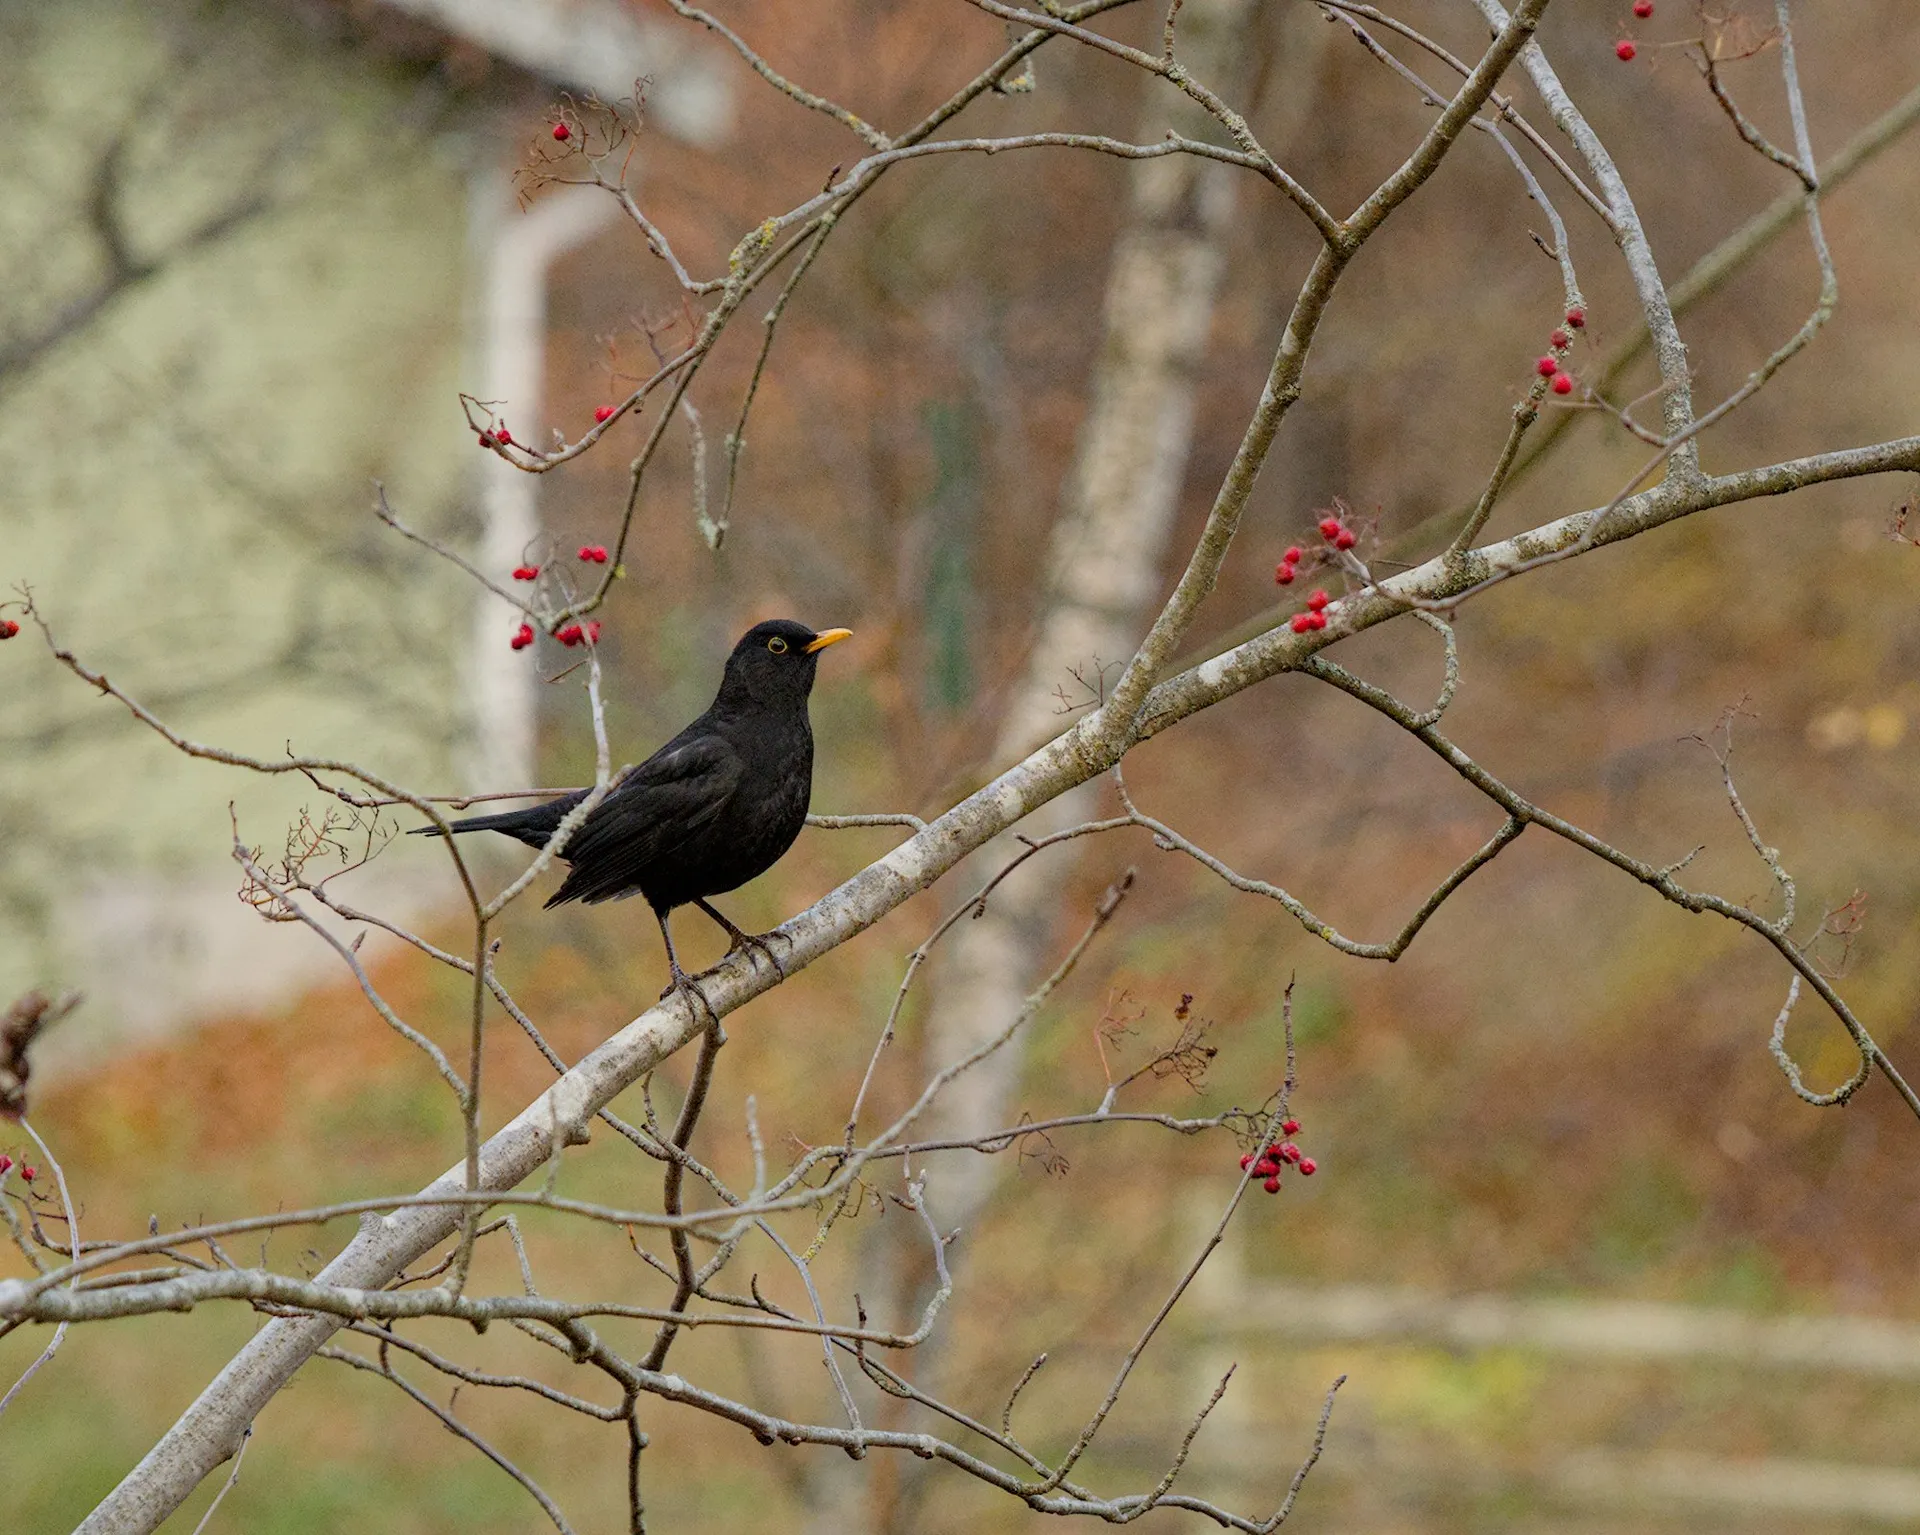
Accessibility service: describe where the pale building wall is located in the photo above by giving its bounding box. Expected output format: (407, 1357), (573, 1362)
(0, 2), (485, 1061)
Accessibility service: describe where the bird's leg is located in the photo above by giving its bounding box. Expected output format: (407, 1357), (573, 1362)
(654, 909), (716, 1022)
(692, 898), (790, 980)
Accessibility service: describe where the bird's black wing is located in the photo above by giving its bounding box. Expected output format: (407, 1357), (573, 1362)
(544, 730), (745, 907)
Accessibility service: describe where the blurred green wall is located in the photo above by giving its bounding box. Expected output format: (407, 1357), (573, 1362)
(0, 0), (482, 1053)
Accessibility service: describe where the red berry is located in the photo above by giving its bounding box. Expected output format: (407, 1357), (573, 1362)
(1334, 529), (1357, 550)
(594, 405), (615, 424)
(509, 624), (534, 651)
(1551, 373), (1574, 395)
(1318, 516), (1343, 539)
(1262, 1176), (1282, 1193)
(1633, 0), (1653, 15)
(1550, 328), (1570, 349)
(1298, 1158), (1317, 1176)
(557, 624), (584, 647)
(1307, 589), (1330, 611)
(477, 431), (495, 449)
(1279, 1142), (1302, 1163)
(585, 621), (602, 644)
(1290, 613), (1313, 634)
(1281, 1118), (1300, 1135)
(1566, 306), (1586, 328)
(1275, 565), (1295, 585)
(552, 122), (571, 142)
(1283, 546), (1303, 565)
(578, 546), (596, 562)
(1306, 611), (1328, 631)
(1536, 355), (1558, 377)
(0, 620), (17, 640)
(0, 1155), (11, 1174)
(20, 1165), (35, 1183)
(512, 565), (539, 581)
(495, 425), (512, 446)
(1239, 1153), (1253, 1170)
(1615, 39), (1636, 60)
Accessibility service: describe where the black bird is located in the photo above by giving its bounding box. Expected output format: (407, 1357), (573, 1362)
(415, 619), (851, 1007)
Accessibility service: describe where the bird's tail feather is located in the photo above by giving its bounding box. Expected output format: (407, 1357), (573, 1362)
(406, 809), (534, 837)
(406, 791), (588, 852)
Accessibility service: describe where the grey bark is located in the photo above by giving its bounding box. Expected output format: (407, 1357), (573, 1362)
(851, 6), (1323, 1530)
(65, 1), (1920, 1520)
(915, 0), (1298, 1236)
(63, 420), (1920, 1529)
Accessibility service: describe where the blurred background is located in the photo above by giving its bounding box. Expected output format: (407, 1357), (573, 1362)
(3, 0), (1920, 1530)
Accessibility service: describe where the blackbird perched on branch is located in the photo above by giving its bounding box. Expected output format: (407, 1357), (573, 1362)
(414, 619), (851, 1010)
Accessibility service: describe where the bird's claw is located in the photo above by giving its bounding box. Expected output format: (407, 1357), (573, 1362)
(733, 929), (790, 980)
(659, 967), (717, 1024)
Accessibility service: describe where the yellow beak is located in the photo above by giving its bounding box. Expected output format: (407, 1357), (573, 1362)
(804, 627), (853, 653)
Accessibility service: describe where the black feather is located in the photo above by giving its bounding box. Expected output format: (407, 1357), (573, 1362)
(412, 619), (846, 990)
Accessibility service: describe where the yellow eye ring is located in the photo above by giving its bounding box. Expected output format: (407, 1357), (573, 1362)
(767, 636), (789, 654)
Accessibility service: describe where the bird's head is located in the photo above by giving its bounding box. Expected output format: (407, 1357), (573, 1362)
(717, 619), (852, 708)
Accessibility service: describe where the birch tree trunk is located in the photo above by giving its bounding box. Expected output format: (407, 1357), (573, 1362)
(917, 0), (1279, 1226)
(829, 6), (1323, 1531)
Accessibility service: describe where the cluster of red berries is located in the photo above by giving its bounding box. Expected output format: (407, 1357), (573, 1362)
(0, 619), (18, 640)
(478, 424), (514, 449)
(1239, 1118), (1317, 1194)
(512, 564), (540, 581)
(509, 620), (603, 651)
(1275, 514), (1357, 632)
(594, 405), (616, 424)
(0, 1154), (35, 1182)
(1535, 309), (1588, 396)
(1319, 513), (1357, 550)
(578, 545), (610, 564)
(1616, 2), (1652, 59)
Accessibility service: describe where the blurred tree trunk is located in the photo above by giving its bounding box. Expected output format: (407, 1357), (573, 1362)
(801, 4), (1327, 1530)
(915, 0), (1339, 1227)
(914, 0), (1260, 1220)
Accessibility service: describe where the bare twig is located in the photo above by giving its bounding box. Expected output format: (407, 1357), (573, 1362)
(321, 1342), (578, 1534)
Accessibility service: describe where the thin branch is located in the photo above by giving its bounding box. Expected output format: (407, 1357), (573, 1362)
(1113, 766), (1521, 960)
(1699, 49), (1812, 188)
(1490, 76), (1920, 505)
(1315, 1), (1613, 226)
(0, 1119), (77, 1419)
(320, 1343), (578, 1534)
(1097, 0), (1550, 733)
(1469, 0), (1700, 475)
(186, 1425), (250, 1535)
(640, 1021), (728, 1371)
(1020, 1086), (1297, 1497)
(660, 0), (894, 149)
(1300, 656), (1914, 1118)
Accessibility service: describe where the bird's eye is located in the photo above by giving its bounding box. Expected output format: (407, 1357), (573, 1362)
(767, 636), (789, 654)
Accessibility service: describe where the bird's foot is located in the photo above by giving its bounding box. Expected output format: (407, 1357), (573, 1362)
(658, 964), (717, 1024)
(728, 928), (791, 980)
(692, 900), (794, 981)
